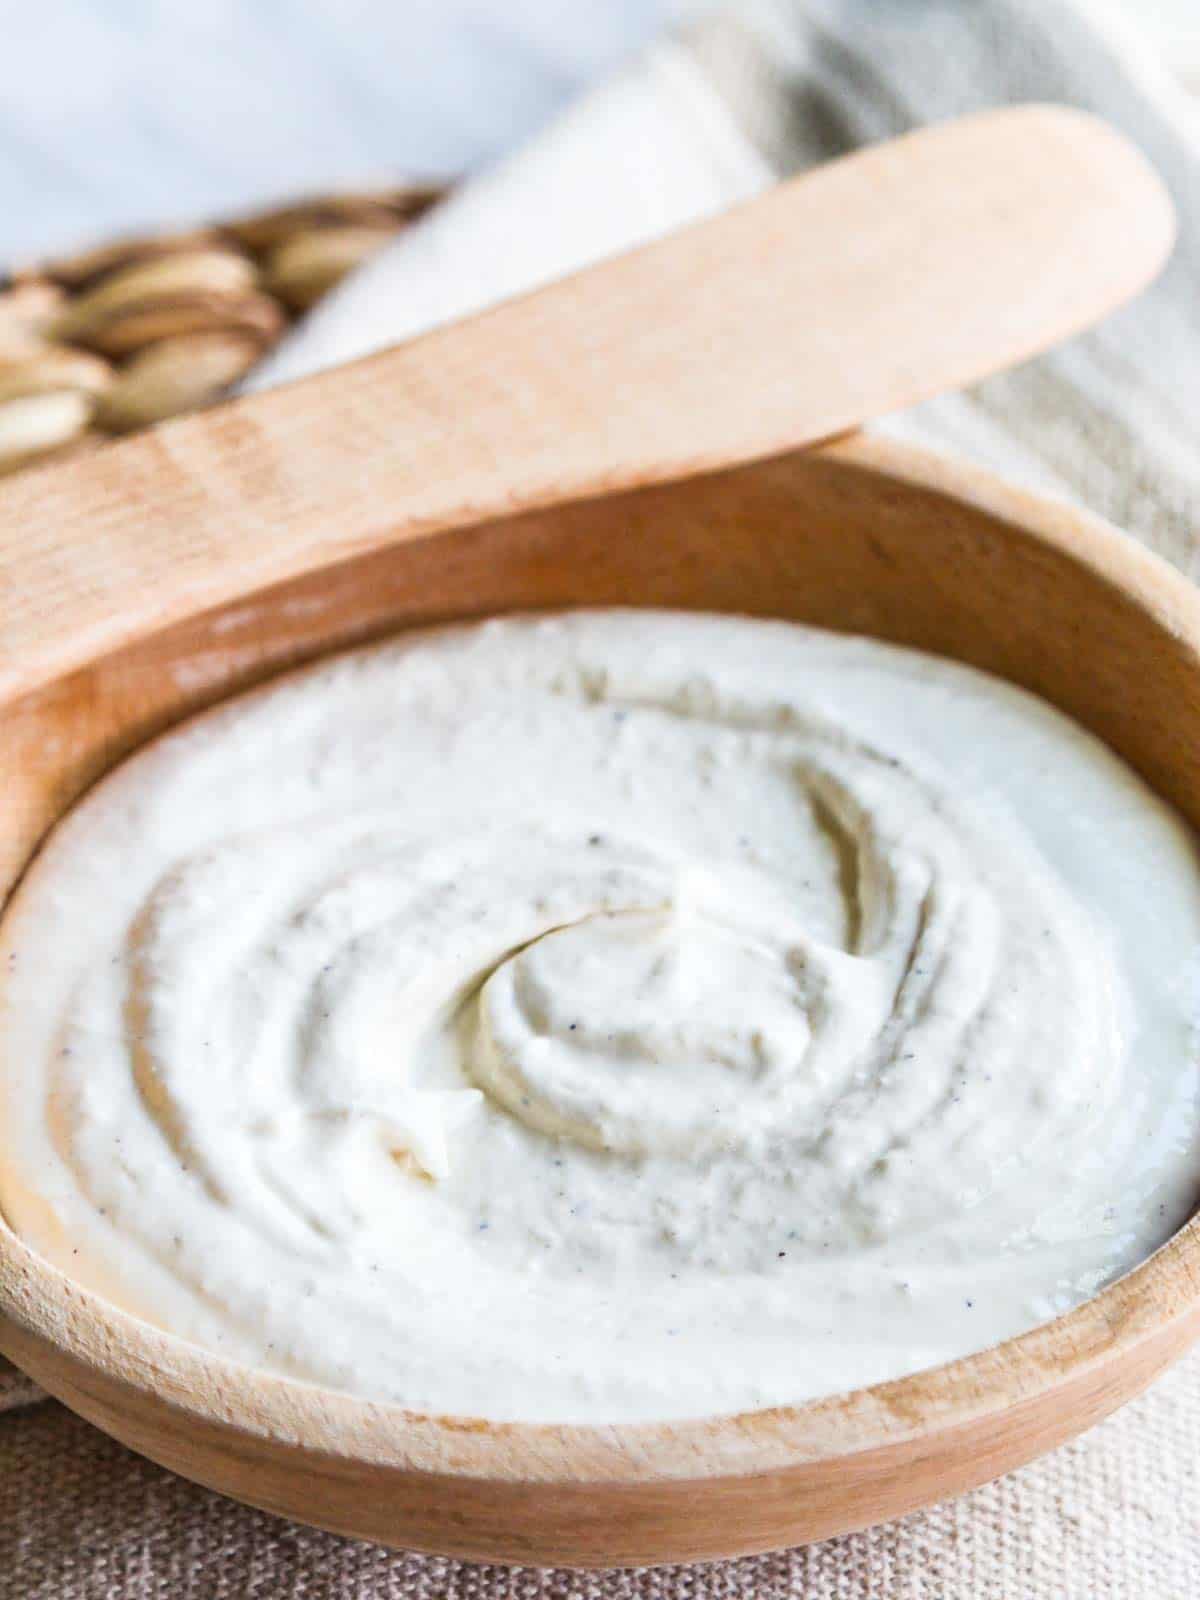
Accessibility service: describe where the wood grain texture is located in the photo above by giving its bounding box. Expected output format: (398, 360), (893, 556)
(0, 106), (1174, 708)
(3, 436), (1200, 1564)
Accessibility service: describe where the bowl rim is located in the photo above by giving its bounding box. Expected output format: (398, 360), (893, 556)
(3, 430), (1200, 1488)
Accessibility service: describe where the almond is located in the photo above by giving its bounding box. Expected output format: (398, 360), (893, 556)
(96, 331), (261, 430)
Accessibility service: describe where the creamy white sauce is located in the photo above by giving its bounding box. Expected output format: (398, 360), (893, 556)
(2, 609), (1199, 1422)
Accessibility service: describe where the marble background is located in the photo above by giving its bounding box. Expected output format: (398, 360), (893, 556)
(0, 0), (1196, 268)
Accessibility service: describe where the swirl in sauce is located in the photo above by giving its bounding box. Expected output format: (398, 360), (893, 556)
(1, 610), (1198, 1420)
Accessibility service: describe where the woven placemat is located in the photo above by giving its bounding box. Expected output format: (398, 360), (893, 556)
(0, 183), (446, 477)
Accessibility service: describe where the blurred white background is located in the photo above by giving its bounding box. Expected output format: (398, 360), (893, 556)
(0, 1), (690, 262)
(0, 0), (1195, 265)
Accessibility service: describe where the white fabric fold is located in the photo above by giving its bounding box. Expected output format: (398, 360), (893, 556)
(249, 0), (1200, 579)
(246, 40), (772, 391)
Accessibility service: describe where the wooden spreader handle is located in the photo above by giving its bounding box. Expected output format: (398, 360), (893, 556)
(0, 105), (1174, 704)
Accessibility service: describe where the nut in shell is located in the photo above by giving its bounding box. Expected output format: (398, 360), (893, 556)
(41, 229), (224, 292)
(226, 187), (442, 252)
(0, 281), (67, 356)
(96, 332), (262, 431)
(63, 291), (285, 359)
(51, 250), (258, 345)
(263, 224), (399, 310)
(0, 389), (94, 474)
(0, 349), (113, 406)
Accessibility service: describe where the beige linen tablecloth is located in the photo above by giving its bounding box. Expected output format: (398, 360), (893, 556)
(5, 1), (1200, 1592)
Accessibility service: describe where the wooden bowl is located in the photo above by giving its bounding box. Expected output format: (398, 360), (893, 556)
(2, 433), (1200, 1568)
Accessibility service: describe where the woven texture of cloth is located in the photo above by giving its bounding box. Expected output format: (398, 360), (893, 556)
(5, 0), (1200, 1592)
(3, 1354), (1200, 1596)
